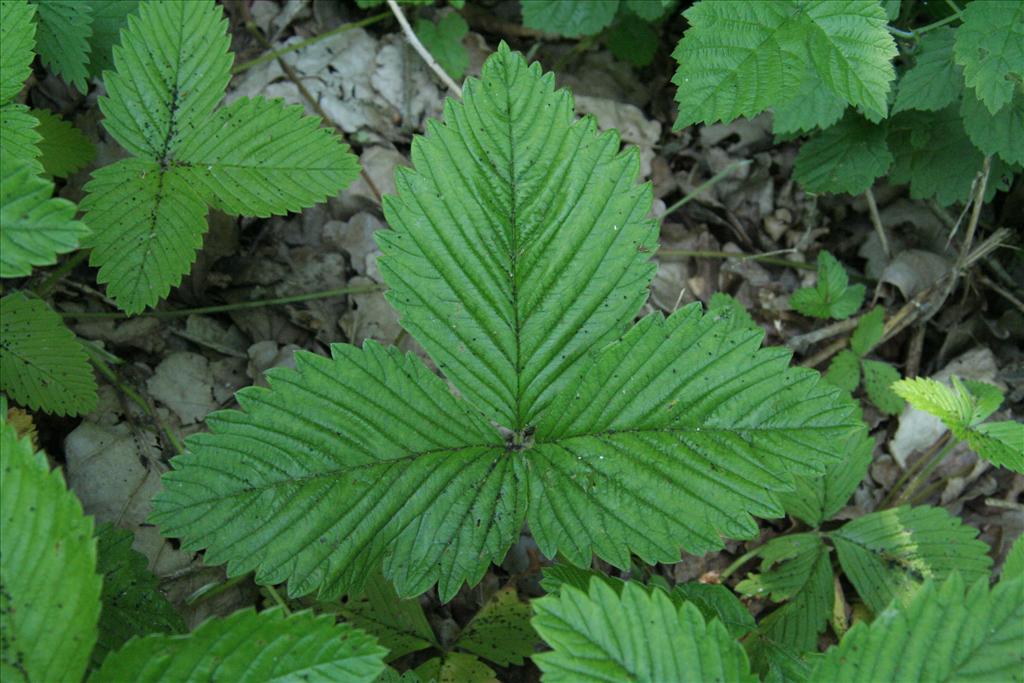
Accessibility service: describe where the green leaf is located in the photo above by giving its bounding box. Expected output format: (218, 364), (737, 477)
(824, 350), (861, 392)
(457, 585), (538, 666)
(850, 306), (884, 357)
(520, 0), (619, 37)
(891, 376), (973, 429)
(624, 0), (672, 21)
(771, 71), (847, 135)
(30, 0), (93, 93)
(376, 669), (424, 683)
(1004, 534), (1024, 582)
(540, 563), (627, 595)
(672, 0), (896, 127)
(961, 88), (1024, 167)
(0, 292), (97, 416)
(533, 580), (756, 682)
(0, 104), (41, 173)
(812, 574), (1024, 682)
(1, 161), (89, 277)
(1, 404), (101, 683)
(415, 13), (469, 81)
(780, 428), (873, 527)
(968, 420), (1024, 473)
(744, 634), (817, 683)
(671, 582), (756, 640)
(153, 45), (862, 606)
(736, 533), (833, 652)
(32, 108), (96, 178)
(89, 608), (388, 683)
(881, 0), (900, 22)
(793, 112), (892, 195)
(414, 653), (495, 683)
(861, 359), (903, 415)
(84, 0), (357, 313)
(789, 250), (865, 320)
(0, 0), (36, 103)
(708, 292), (759, 333)
(81, 159), (209, 314)
(379, 44), (657, 428)
(608, 12), (658, 67)
(92, 523), (185, 666)
(530, 306), (860, 567)
(892, 27), (961, 114)
(83, 0), (139, 76)
(960, 379), (1005, 423)
(953, 0), (1024, 116)
(830, 504), (993, 614)
(338, 572), (438, 662)
(887, 105), (989, 206)
(152, 342), (516, 602)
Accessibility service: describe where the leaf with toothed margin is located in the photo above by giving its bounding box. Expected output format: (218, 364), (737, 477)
(151, 44), (863, 605)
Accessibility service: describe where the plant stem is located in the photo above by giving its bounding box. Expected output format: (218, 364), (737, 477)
(720, 546), (763, 581)
(659, 159), (752, 221)
(231, 12), (391, 75)
(864, 188), (890, 259)
(913, 11), (962, 36)
(185, 572), (252, 605)
(891, 437), (958, 508)
(62, 283), (386, 321)
(34, 250), (89, 298)
(265, 584), (292, 615)
(657, 249), (818, 272)
(879, 432), (951, 509)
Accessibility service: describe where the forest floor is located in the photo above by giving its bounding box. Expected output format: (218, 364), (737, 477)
(24, 1), (1022, 680)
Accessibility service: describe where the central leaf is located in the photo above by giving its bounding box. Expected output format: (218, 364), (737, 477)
(152, 45), (861, 603)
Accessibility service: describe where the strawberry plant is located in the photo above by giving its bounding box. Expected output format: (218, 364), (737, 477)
(672, 0), (1023, 203)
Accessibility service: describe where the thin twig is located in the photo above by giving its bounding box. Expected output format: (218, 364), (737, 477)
(864, 188), (890, 259)
(956, 156), (991, 270)
(801, 337), (848, 369)
(657, 249), (819, 272)
(62, 284), (386, 321)
(787, 316), (860, 354)
(979, 274), (1024, 315)
(659, 159), (752, 221)
(386, 0), (462, 97)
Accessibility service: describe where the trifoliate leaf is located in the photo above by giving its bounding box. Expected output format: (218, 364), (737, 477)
(30, 0), (93, 93)
(380, 44), (657, 428)
(92, 524), (185, 666)
(771, 71), (847, 135)
(793, 112), (892, 195)
(789, 251), (865, 320)
(608, 12), (658, 67)
(415, 13), (468, 81)
(89, 608), (388, 683)
(861, 359), (903, 415)
(457, 585), (538, 666)
(961, 88), (1024, 166)
(830, 505), (993, 614)
(338, 572), (438, 662)
(153, 46), (862, 605)
(672, 1), (895, 127)
(520, 0), (619, 38)
(953, 0), (1024, 115)
(531, 306), (860, 567)
(84, 0), (357, 313)
(1, 406), (101, 683)
(708, 292), (759, 333)
(850, 306), (884, 357)
(83, 0), (139, 76)
(892, 27), (961, 114)
(31, 108), (96, 178)
(414, 653), (495, 683)
(671, 582), (756, 640)
(887, 105), (1012, 206)
(0, 162), (89, 277)
(0, 0), (35, 103)
(0, 292), (97, 416)
(152, 342), (515, 602)
(532, 580), (757, 682)
(624, 0), (672, 22)
(825, 350), (861, 392)
(736, 533), (833, 652)
(812, 574), (1024, 682)
(780, 428), (873, 527)
(967, 420), (1024, 473)
(0, 104), (41, 173)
